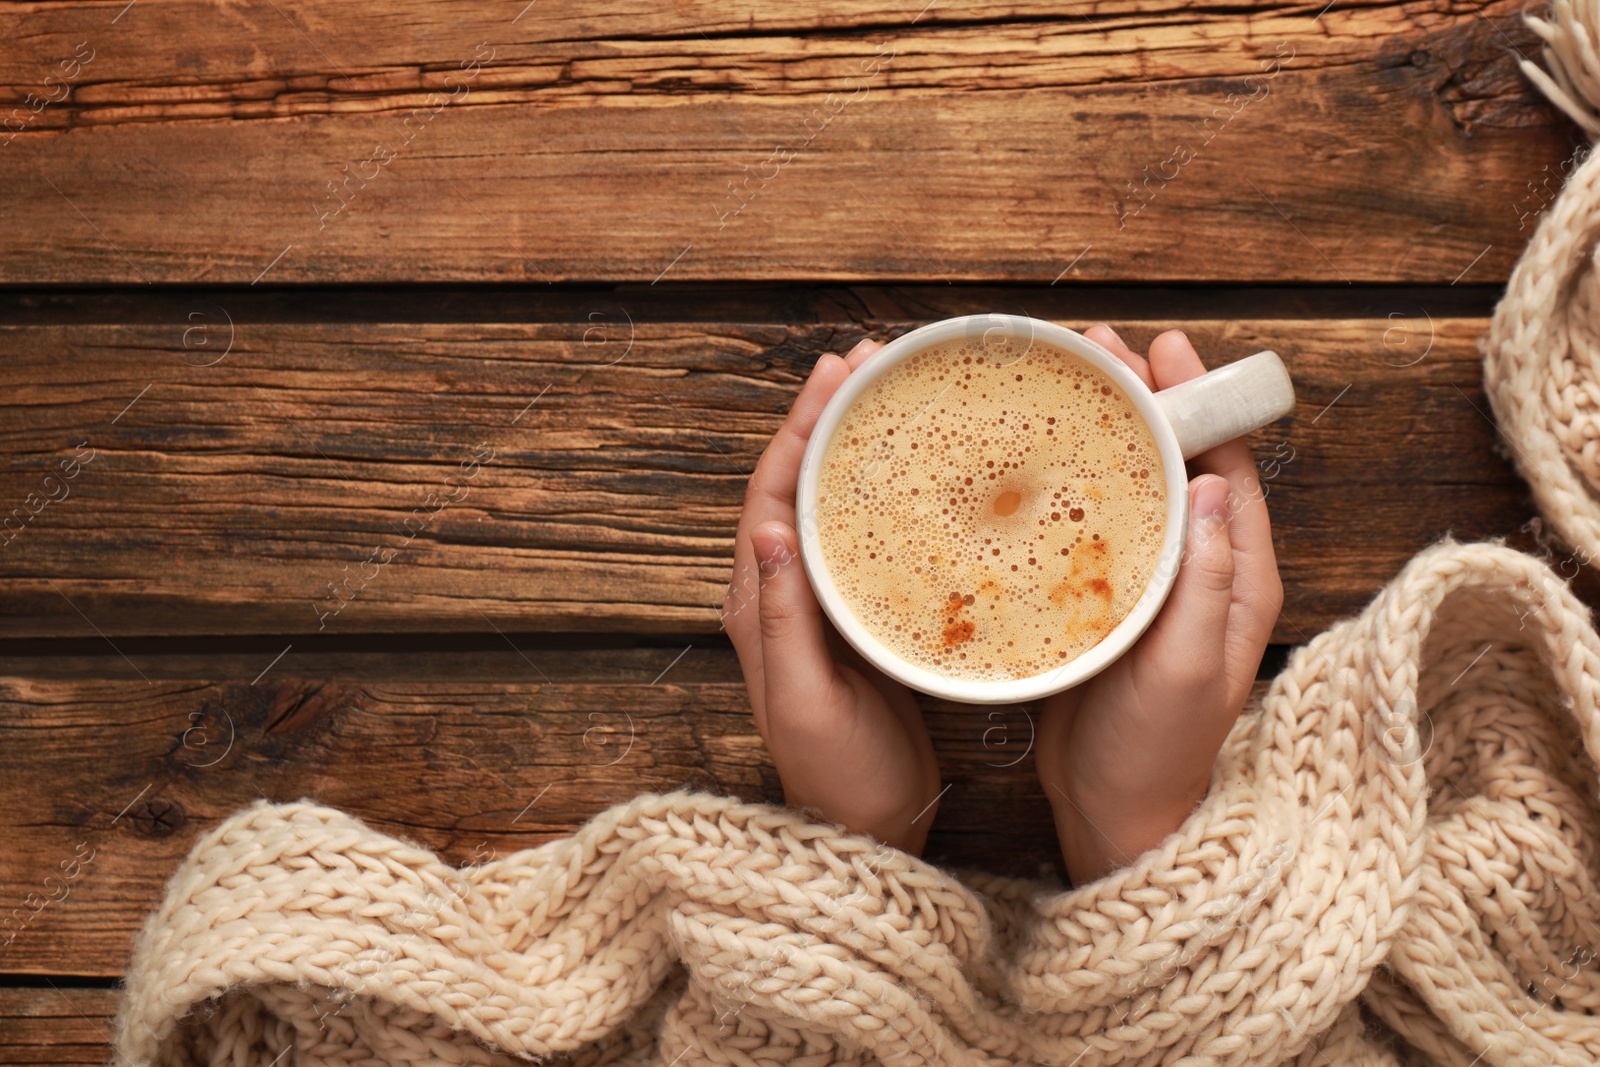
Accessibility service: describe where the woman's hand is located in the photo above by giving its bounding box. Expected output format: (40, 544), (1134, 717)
(1036, 326), (1285, 886)
(721, 339), (943, 856)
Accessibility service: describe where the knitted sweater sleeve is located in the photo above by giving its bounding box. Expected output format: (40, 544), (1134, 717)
(109, 540), (1600, 1067)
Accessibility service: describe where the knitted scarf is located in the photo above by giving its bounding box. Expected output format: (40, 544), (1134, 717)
(110, 5), (1600, 1066)
(103, 532), (1600, 1067)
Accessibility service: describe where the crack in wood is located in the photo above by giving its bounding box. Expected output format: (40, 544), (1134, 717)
(261, 680), (356, 736)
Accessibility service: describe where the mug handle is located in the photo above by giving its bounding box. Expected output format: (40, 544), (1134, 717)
(1150, 350), (1296, 461)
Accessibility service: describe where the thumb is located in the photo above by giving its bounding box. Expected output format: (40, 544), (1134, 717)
(1151, 475), (1235, 680)
(751, 520), (839, 713)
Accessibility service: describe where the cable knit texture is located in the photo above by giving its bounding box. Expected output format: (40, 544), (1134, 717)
(104, 534), (1600, 1067)
(110, 4), (1600, 1065)
(1487, 3), (1600, 554)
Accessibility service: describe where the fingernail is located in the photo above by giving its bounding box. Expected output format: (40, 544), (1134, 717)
(1192, 477), (1230, 527)
(752, 526), (793, 573)
(1095, 322), (1124, 346)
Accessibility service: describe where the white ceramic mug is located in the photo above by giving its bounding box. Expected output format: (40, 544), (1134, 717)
(794, 313), (1296, 705)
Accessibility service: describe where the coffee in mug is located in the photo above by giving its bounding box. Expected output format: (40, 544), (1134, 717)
(814, 337), (1166, 681)
(795, 314), (1295, 705)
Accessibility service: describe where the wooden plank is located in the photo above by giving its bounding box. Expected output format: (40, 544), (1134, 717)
(0, 1), (1574, 283)
(0, 646), (1219, 975)
(0, 988), (118, 1067)
(0, 315), (1540, 641)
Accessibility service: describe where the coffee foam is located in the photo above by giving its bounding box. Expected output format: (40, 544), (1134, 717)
(814, 337), (1168, 682)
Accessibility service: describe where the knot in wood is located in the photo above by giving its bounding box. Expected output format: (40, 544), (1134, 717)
(130, 797), (186, 837)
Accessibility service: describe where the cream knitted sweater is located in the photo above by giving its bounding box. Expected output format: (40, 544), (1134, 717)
(110, 4), (1600, 1065)
(105, 533), (1600, 1067)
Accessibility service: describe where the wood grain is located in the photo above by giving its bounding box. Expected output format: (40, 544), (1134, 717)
(0, 315), (1543, 641)
(0, 645), (1230, 976)
(0, 987), (118, 1067)
(0, 1), (1575, 283)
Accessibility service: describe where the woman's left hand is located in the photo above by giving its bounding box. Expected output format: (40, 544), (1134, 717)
(722, 338), (944, 856)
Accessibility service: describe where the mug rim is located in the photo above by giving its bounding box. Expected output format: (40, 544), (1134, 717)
(793, 313), (1191, 705)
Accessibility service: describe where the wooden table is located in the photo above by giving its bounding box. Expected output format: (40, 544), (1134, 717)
(0, 2), (1581, 1061)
